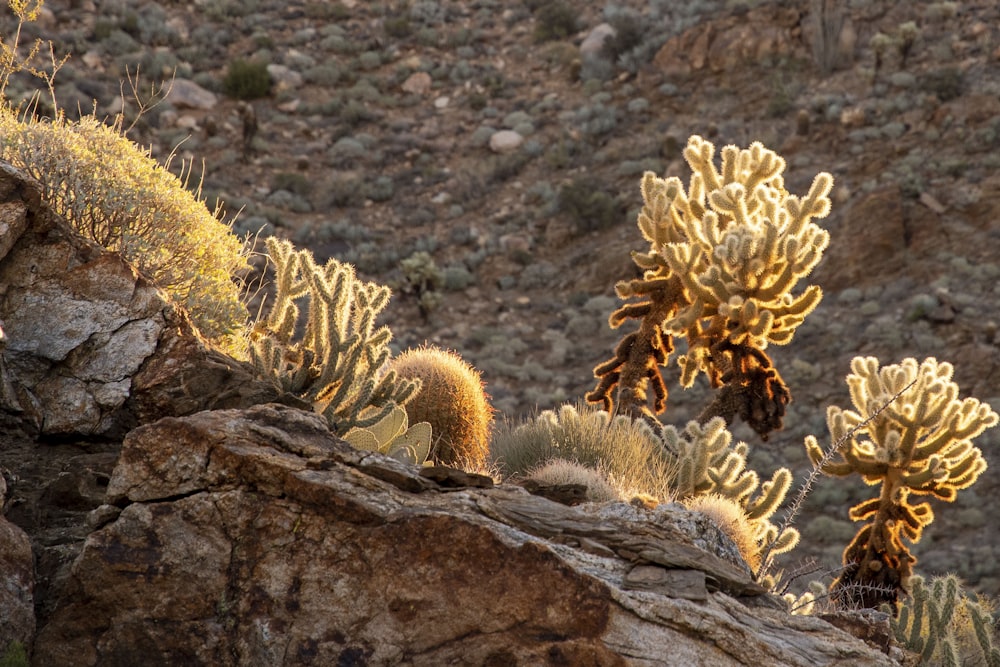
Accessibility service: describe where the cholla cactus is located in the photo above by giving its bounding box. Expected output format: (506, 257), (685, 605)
(892, 574), (1000, 667)
(662, 417), (798, 567)
(589, 135), (832, 439)
(249, 238), (419, 435)
(805, 357), (998, 607)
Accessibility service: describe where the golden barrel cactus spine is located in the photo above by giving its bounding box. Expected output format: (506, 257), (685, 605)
(387, 346), (494, 469)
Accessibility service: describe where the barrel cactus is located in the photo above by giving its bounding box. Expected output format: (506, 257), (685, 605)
(387, 346), (494, 469)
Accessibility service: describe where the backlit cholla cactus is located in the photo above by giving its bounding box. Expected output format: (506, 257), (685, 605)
(805, 357), (998, 607)
(249, 238), (419, 435)
(663, 417), (798, 570)
(588, 135), (832, 439)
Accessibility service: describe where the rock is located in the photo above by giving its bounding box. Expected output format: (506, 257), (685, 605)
(401, 71), (432, 96)
(0, 162), (283, 436)
(653, 5), (805, 77)
(34, 404), (898, 666)
(0, 513), (34, 652)
(166, 78), (218, 111)
(580, 23), (616, 58)
(489, 129), (524, 153)
(266, 64), (303, 92)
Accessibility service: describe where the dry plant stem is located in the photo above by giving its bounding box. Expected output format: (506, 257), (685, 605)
(754, 377), (919, 582)
(790, 582), (897, 614)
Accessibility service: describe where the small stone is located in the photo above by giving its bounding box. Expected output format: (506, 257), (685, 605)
(434, 96), (450, 109)
(266, 64), (303, 92)
(489, 130), (524, 153)
(167, 78), (218, 110)
(919, 191), (946, 214)
(580, 23), (616, 58)
(401, 71), (432, 96)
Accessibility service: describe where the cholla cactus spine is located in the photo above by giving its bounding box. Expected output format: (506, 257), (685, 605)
(250, 238), (419, 435)
(806, 357), (998, 606)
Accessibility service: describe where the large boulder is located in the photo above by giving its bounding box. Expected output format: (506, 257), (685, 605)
(34, 404), (898, 666)
(0, 161), (282, 437)
(652, 5), (805, 77)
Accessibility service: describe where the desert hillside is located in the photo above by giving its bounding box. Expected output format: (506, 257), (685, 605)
(3, 0), (1000, 608)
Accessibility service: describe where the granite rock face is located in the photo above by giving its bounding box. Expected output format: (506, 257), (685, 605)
(34, 404), (898, 667)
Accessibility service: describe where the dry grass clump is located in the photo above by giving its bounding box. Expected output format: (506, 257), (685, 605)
(490, 402), (677, 501)
(683, 494), (761, 570)
(524, 459), (621, 503)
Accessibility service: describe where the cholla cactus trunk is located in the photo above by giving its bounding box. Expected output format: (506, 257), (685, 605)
(249, 238), (418, 435)
(587, 276), (680, 425)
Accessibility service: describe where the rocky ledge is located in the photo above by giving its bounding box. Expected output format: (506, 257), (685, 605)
(26, 403), (896, 666)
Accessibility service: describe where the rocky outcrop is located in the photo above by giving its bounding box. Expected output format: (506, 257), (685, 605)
(652, 5), (805, 77)
(0, 161), (281, 437)
(34, 404), (898, 666)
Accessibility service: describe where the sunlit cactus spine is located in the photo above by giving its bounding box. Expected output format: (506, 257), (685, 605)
(387, 345), (494, 469)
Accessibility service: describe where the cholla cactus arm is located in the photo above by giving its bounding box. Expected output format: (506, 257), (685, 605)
(586, 276), (680, 422)
(812, 357), (998, 607)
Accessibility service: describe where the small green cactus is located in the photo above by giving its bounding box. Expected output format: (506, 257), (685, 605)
(489, 402), (676, 500)
(249, 238), (419, 435)
(387, 346), (494, 470)
(344, 406), (433, 466)
(805, 357), (998, 607)
(892, 574), (1000, 667)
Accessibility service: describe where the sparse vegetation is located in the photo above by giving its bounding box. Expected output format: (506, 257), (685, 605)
(4, 0), (1000, 658)
(222, 58), (271, 100)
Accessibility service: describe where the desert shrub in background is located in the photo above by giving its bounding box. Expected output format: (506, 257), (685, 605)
(0, 641), (27, 667)
(532, 3), (577, 43)
(0, 106), (250, 348)
(222, 58), (271, 100)
(557, 177), (623, 232)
